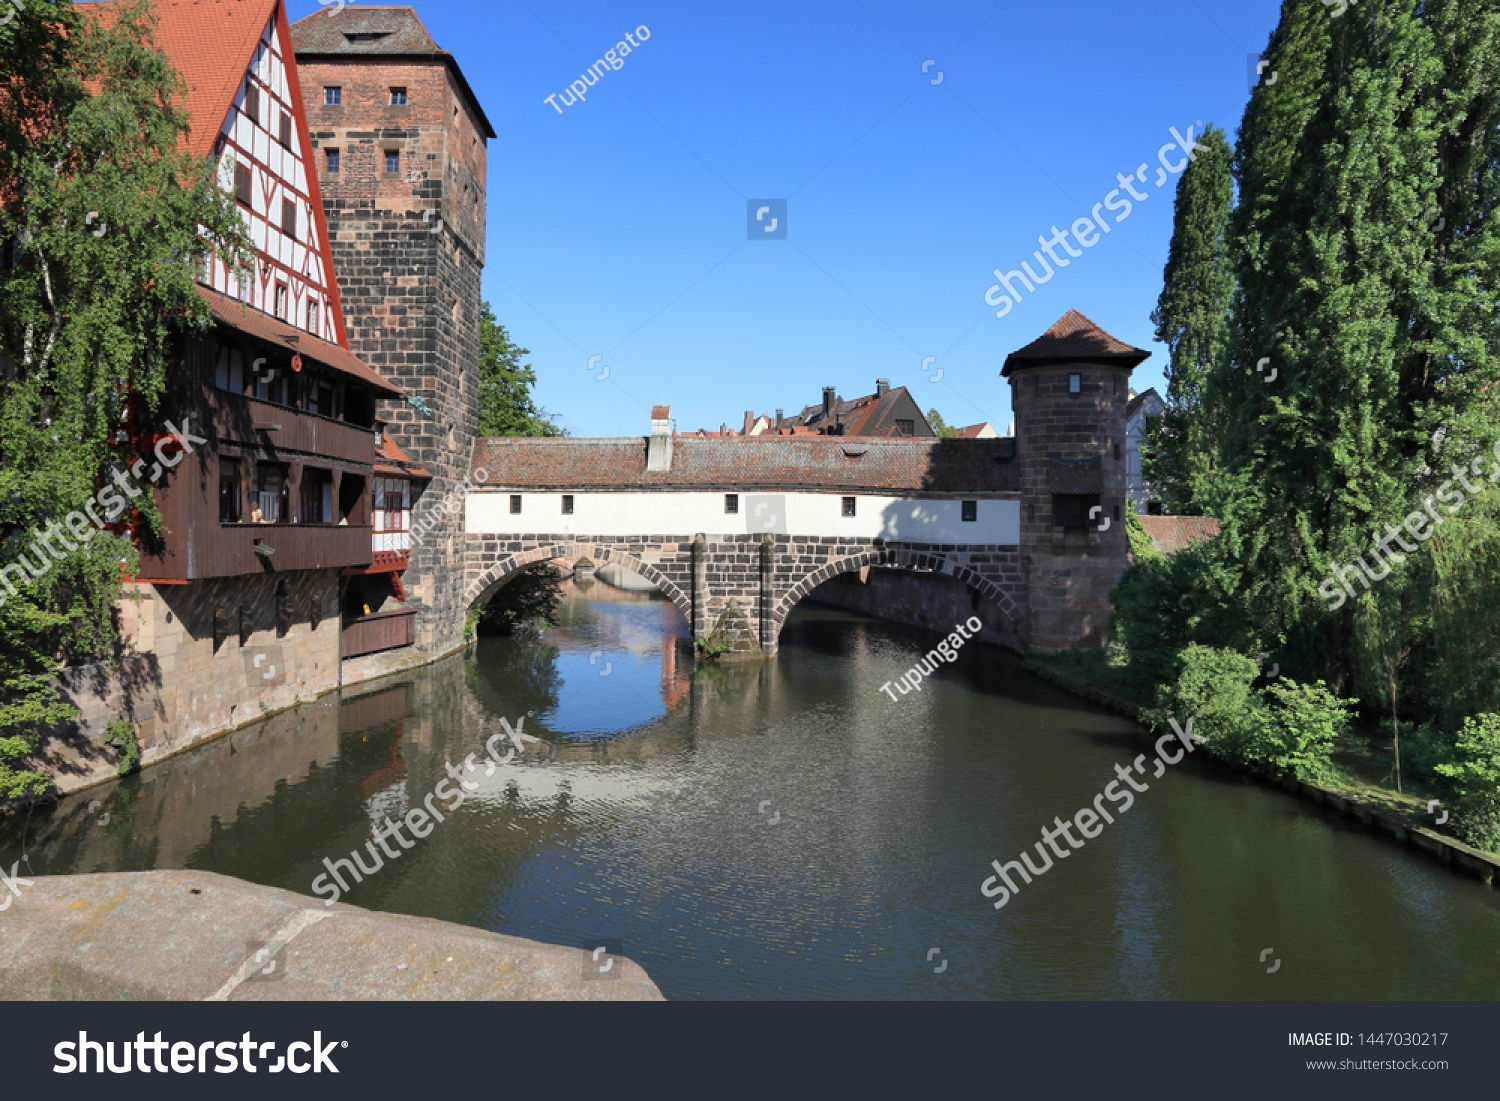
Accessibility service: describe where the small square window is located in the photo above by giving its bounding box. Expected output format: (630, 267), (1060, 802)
(385, 150), (400, 174)
(324, 86), (341, 106)
(961, 500), (977, 522)
(895, 419), (914, 436)
(1069, 373), (1081, 394)
(842, 497), (856, 517)
(509, 494), (521, 515)
(389, 87), (407, 106)
(725, 494), (739, 514)
(326, 148), (340, 173)
(561, 495), (574, 515)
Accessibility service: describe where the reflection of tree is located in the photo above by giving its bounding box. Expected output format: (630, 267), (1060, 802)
(465, 635), (564, 724)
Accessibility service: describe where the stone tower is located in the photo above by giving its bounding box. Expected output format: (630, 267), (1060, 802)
(1004, 309), (1148, 651)
(291, 7), (494, 655)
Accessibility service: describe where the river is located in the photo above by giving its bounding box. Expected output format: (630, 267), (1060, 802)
(7, 576), (1499, 999)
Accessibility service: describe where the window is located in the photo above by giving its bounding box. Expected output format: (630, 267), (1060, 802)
(724, 493), (739, 514)
(279, 113), (292, 149)
(382, 482), (405, 531)
(214, 345), (245, 393)
(274, 282), (288, 320)
(326, 148), (340, 173)
(299, 470), (333, 524)
(842, 497), (856, 517)
(282, 198), (297, 239)
(244, 82), (259, 123)
(218, 459), (241, 522)
(324, 86), (341, 106)
(254, 362), (284, 404)
(1113, 442), (1121, 462)
(509, 494), (522, 514)
(236, 265), (252, 302)
(1069, 373), (1081, 394)
(384, 150), (400, 173)
(306, 298), (319, 334)
(961, 500), (977, 522)
(234, 163), (251, 206)
(389, 87), (407, 105)
(895, 419), (914, 436)
(557, 495), (574, 515)
(254, 465), (286, 523)
(1052, 493), (1101, 530)
(307, 378), (335, 418)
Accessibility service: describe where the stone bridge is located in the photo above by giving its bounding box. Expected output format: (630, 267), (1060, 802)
(462, 531), (1027, 657)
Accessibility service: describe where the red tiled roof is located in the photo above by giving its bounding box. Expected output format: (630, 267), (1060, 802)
(953, 423), (996, 439)
(198, 286), (403, 397)
(1002, 309), (1150, 375)
(374, 424), (430, 477)
(651, 405), (671, 420)
(1138, 515), (1221, 553)
(85, 0), (279, 159)
(469, 436), (1020, 493)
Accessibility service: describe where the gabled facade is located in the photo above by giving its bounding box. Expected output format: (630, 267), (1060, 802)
(1125, 387), (1164, 514)
(778, 380), (935, 437)
(82, 0), (416, 767)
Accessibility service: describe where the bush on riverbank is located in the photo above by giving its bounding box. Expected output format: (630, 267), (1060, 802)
(1435, 714), (1500, 850)
(1142, 644), (1352, 784)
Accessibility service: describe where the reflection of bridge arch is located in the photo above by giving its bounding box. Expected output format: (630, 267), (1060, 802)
(770, 546), (1023, 652)
(467, 542), (693, 629)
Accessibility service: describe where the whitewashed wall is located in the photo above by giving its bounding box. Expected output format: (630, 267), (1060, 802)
(466, 490), (1020, 545)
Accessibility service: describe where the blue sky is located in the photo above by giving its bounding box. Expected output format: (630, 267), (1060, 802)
(290, 0), (1285, 437)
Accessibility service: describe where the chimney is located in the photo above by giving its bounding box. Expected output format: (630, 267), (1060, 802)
(1007, 420), (1015, 437)
(648, 405), (673, 472)
(775, 408), (783, 430)
(821, 387), (836, 430)
(876, 378), (889, 397)
(743, 410), (754, 436)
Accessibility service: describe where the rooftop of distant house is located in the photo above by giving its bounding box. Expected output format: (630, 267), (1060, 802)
(1138, 514), (1220, 554)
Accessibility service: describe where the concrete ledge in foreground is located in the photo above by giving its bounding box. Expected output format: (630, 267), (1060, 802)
(0, 870), (663, 1001)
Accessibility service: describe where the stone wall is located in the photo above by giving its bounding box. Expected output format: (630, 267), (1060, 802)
(1010, 363), (1132, 651)
(803, 566), (1022, 651)
(298, 54), (485, 658)
(27, 571), (343, 794)
(463, 533), (1027, 655)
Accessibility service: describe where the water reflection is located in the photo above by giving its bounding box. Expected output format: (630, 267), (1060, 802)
(4, 579), (1500, 1001)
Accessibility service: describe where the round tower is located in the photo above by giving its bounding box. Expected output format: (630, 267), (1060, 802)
(1004, 309), (1149, 651)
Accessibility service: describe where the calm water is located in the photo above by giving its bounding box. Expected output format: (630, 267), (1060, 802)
(8, 577), (1500, 1000)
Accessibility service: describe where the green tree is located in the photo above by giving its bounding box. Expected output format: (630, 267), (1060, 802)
(925, 408), (957, 439)
(0, 0), (250, 797)
(477, 303), (562, 437)
(1200, 0), (1500, 686)
(1144, 125), (1233, 516)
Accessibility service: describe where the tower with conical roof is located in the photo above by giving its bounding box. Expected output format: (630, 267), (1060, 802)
(1003, 310), (1148, 651)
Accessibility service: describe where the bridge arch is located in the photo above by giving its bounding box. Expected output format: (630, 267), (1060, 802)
(466, 542), (694, 629)
(770, 546), (1023, 652)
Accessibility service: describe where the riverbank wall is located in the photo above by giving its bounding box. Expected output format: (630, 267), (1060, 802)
(1025, 660), (1500, 888)
(0, 869), (662, 1000)
(14, 624), (471, 805)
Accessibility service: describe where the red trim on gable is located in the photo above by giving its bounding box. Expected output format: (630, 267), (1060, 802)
(272, 0), (350, 349)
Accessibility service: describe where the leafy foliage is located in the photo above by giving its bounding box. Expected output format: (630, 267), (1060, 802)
(105, 717), (139, 776)
(477, 564), (564, 637)
(0, 0), (250, 797)
(925, 408), (957, 439)
(1435, 714), (1500, 848)
(477, 303), (562, 437)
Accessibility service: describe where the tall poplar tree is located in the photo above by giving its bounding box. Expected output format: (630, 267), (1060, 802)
(1207, 0), (1500, 684)
(1145, 125), (1234, 515)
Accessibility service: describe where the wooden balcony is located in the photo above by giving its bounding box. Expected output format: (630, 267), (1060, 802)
(211, 392), (376, 463)
(342, 609), (416, 659)
(134, 522), (375, 579)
